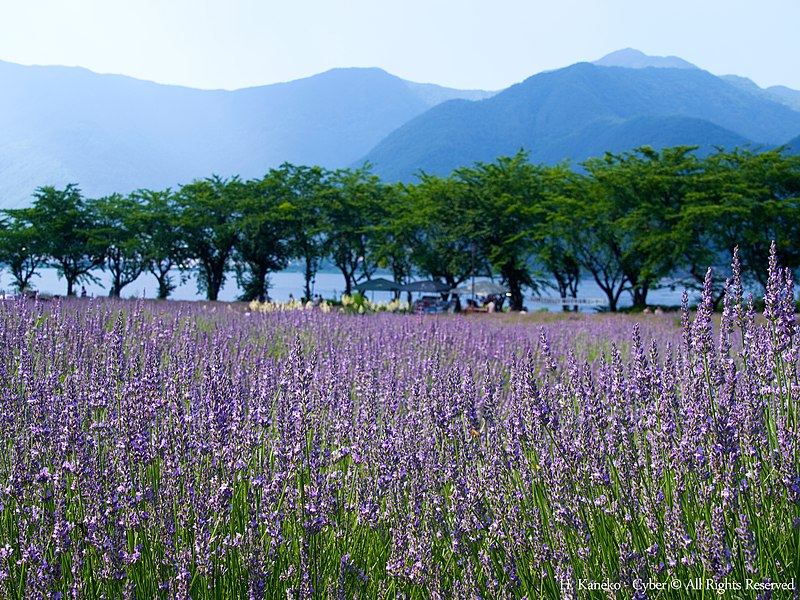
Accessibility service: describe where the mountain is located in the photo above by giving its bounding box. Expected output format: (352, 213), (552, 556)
(3, 51), (800, 204)
(363, 60), (800, 181)
(0, 61), (492, 208)
(721, 75), (800, 112)
(593, 48), (698, 70)
(764, 85), (800, 111)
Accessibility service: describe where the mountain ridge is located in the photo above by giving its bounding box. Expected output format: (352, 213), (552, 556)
(593, 48), (698, 70)
(1, 51), (799, 207)
(361, 60), (800, 181)
(0, 61), (490, 207)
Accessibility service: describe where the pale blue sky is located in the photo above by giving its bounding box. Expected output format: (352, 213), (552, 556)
(1, 0), (798, 91)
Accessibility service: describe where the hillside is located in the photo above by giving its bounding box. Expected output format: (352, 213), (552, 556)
(593, 47), (698, 70)
(2, 51), (799, 203)
(788, 133), (800, 153)
(764, 85), (800, 111)
(721, 75), (800, 112)
(363, 61), (800, 181)
(0, 61), (491, 207)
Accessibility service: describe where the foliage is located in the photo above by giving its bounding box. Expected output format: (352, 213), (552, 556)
(0, 208), (46, 293)
(339, 293), (409, 314)
(367, 184), (417, 300)
(581, 146), (702, 308)
(322, 165), (386, 296)
(549, 172), (632, 312)
(88, 193), (148, 298)
(248, 297), (332, 313)
(403, 174), (482, 290)
(273, 164), (330, 302)
(1, 147), (799, 311)
(530, 179), (582, 312)
(30, 184), (105, 296)
(175, 175), (242, 301)
(455, 151), (551, 311)
(133, 188), (185, 300)
(235, 175), (293, 302)
(676, 147), (800, 298)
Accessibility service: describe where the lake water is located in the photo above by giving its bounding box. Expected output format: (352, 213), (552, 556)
(1, 267), (696, 311)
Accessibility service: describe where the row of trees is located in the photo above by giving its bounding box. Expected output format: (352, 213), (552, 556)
(1, 146), (799, 311)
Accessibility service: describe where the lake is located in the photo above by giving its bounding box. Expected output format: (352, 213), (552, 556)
(1, 267), (696, 311)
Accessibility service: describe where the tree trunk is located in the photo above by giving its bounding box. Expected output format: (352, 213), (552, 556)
(254, 264), (269, 302)
(555, 276), (570, 312)
(150, 263), (174, 300)
(505, 276), (523, 311)
(157, 278), (170, 300)
(204, 267), (222, 301)
(342, 270), (352, 296)
(632, 284), (649, 309)
(501, 263), (525, 311)
(110, 271), (122, 297)
(597, 282), (618, 313)
(304, 256), (314, 302)
(336, 258), (357, 297)
(207, 261), (227, 301)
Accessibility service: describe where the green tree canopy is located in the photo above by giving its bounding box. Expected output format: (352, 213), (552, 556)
(89, 193), (147, 298)
(2, 144), (798, 310)
(133, 188), (185, 300)
(529, 165), (582, 310)
(32, 184), (104, 296)
(367, 183), (417, 300)
(175, 176), (242, 301)
(0, 208), (46, 293)
(581, 146), (702, 309)
(235, 175), (293, 302)
(404, 174), (482, 291)
(323, 165), (387, 296)
(678, 147), (800, 297)
(273, 164), (330, 301)
(455, 151), (547, 311)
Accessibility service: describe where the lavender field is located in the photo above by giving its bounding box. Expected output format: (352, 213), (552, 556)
(0, 252), (798, 599)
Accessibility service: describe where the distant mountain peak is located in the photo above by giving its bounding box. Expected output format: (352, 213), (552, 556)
(594, 48), (698, 70)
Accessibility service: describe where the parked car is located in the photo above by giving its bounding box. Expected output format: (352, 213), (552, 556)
(412, 295), (452, 314)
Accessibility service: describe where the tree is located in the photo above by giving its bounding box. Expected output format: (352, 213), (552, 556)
(404, 174), (481, 291)
(367, 183), (417, 300)
(553, 173), (630, 312)
(455, 151), (545, 311)
(672, 147), (800, 306)
(32, 184), (104, 296)
(134, 188), (185, 300)
(175, 176), (242, 301)
(274, 164), (329, 301)
(89, 193), (147, 298)
(740, 147), (800, 289)
(235, 175), (292, 302)
(0, 208), (46, 293)
(531, 169), (583, 311)
(582, 146), (702, 309)
(323, 166), (386, 296)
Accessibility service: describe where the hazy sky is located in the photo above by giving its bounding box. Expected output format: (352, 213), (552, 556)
(1, 0), (798, 91)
